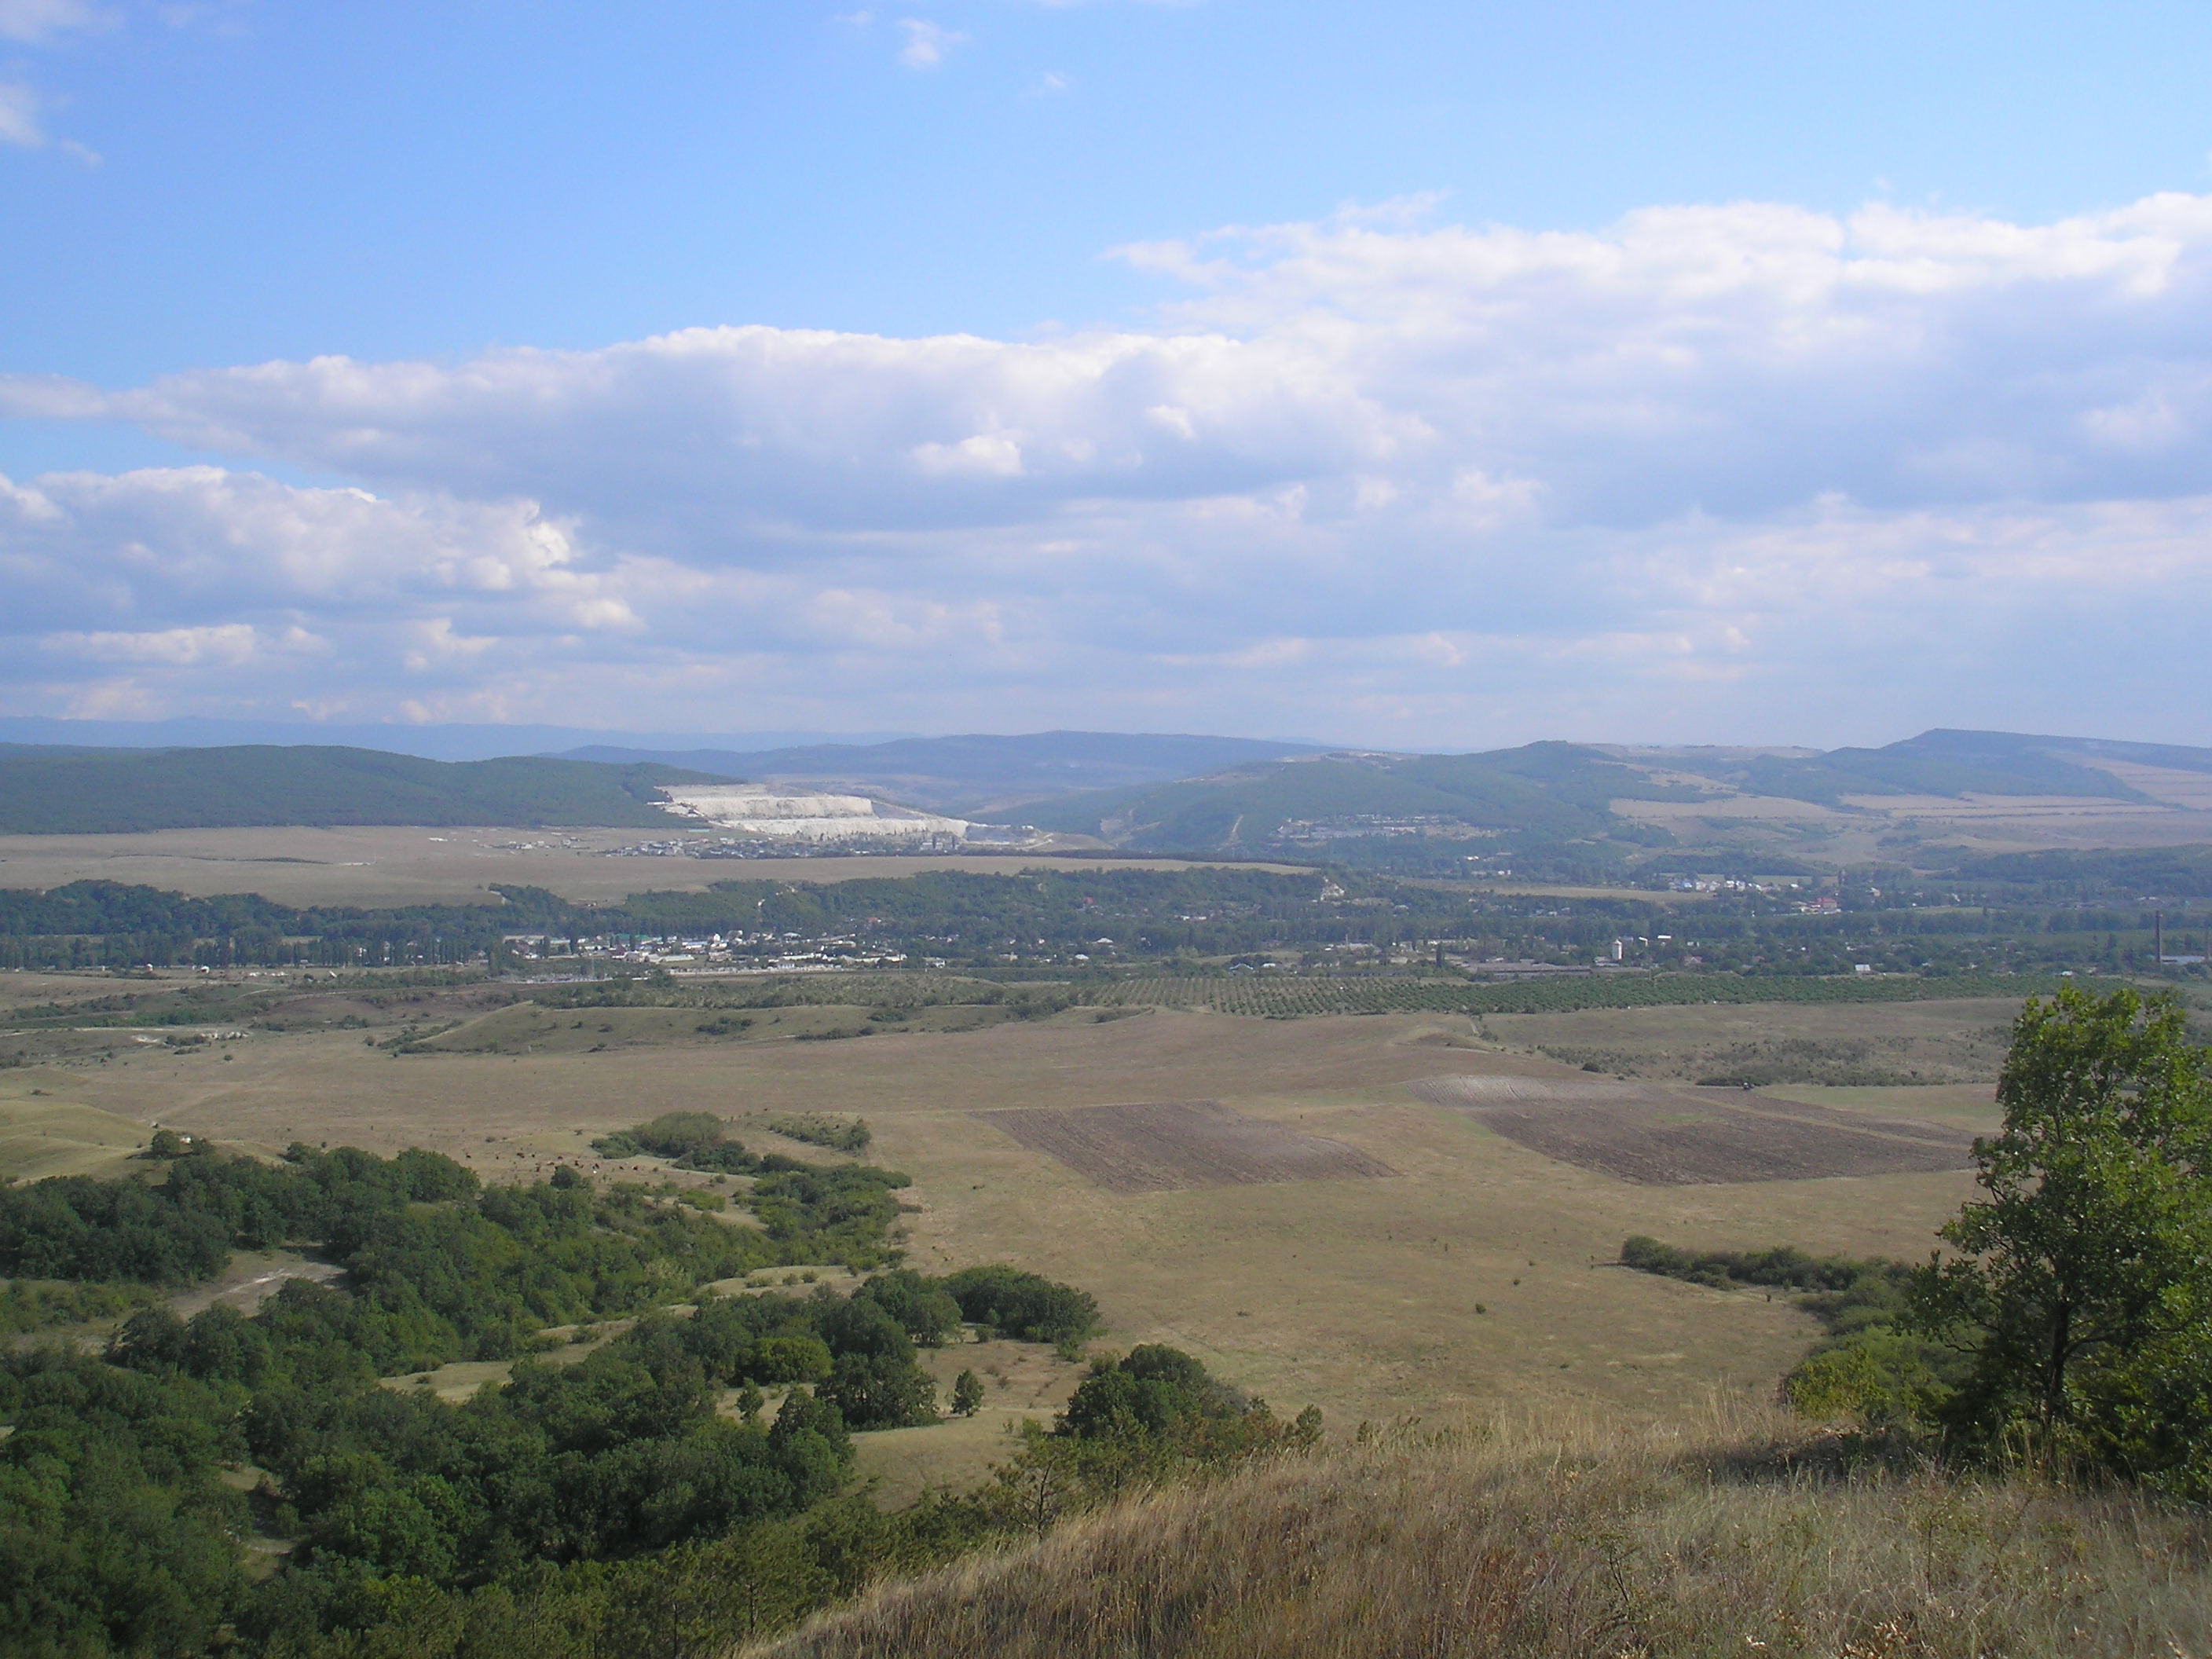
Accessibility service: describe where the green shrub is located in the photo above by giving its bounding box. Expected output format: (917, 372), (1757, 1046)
(1620, 1234), (1963, 1427)
(762, 1113), (873, 1153)
(942, 1265), (1098, 1346)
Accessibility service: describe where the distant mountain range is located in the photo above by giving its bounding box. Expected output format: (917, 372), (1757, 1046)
(0, 728), (2207, 859)
(1661, 729), (2210, 805)
(969, 729), (2212, 860)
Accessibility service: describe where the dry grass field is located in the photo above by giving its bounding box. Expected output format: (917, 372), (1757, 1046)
(761, 1403), (2212, 1659)
(0, 1071), (150, 1180)
(1478, 994), (2020, 1085)
(976, 1100), (1399, 1193)
(0, 826), (1290, 906)
(418, 998), (1019, 1056)
(1758, 1081), (2002, 1130)
(850, 1337), (1090, 1507)
(6, 990), (2000, 1475)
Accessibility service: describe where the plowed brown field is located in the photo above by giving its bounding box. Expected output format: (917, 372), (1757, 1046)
(1410, 1075), (1974, 1185)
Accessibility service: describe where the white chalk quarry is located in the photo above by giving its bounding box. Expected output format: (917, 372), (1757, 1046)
(654, 785), (976, 844)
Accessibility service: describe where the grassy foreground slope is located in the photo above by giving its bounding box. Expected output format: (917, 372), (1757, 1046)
(0, 745), (734, 833)
(761, 1410), (2209, 1659)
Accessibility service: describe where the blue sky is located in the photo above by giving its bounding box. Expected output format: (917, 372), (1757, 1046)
(5, 2), (2212, 747)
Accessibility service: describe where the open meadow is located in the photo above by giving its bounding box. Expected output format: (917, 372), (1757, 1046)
(4, 969), (2010, 1494)
(1476, 994), (2019, 1085)
(0, 825), (1289, 906)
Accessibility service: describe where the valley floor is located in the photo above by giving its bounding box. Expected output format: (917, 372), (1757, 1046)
(9, 998), (1999, 1440)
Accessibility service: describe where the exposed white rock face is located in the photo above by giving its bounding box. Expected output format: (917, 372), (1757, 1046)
(657, 786), (972, 842)
(666, 789), (883, 820)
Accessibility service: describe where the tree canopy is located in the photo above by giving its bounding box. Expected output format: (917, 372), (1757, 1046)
(1919, 985), (2212, 1492)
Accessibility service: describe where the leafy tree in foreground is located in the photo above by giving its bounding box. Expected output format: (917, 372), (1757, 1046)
(1917, 985), (2212, 1489)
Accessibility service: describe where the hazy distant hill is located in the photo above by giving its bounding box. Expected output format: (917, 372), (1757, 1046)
(991, 743), (1708, 849)
(6, 727), (2205, 848)
(0, 746), (738, 835)
(0, 716), (910, 763)
(977, 730), (2212, 859)
(556, 731), (1328, 814)
(1663, 729), (2164, 805)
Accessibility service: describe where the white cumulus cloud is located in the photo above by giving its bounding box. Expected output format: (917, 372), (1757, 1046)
(8, 191), (2212, 742)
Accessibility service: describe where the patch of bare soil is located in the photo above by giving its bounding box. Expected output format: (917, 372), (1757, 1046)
(975, 1101), (1398, 1194)
(168, 1251), (346, 1319)
(1409, 1075), (1974, 1185)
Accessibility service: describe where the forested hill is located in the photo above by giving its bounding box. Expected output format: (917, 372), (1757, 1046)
(984, 743), (1712, 851)
(0, 745), (736, 834)
(976, 730), (2200, 857)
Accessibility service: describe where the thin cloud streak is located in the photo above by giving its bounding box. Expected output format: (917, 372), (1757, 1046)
(896, 18), (965, 68)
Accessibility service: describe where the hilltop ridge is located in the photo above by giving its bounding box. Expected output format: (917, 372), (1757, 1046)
(0, 746), (740, 835)
(3, 729), (2208, 866)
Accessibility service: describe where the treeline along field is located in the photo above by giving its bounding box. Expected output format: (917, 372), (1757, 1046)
(5, 855), (2210, 981)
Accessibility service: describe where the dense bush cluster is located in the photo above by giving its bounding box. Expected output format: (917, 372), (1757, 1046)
(0, 1127), (1114, 1656)
(0, 1276), (160, 1335)
(940, 1265), (1099, 1349)
(1621, 1236), (1903, 1295)
(0, 1144), (914, 1371)
(217, 1342), (1309, 1659)
(593, 1111), (771, 1174)
(0, 1144), (473, 1286)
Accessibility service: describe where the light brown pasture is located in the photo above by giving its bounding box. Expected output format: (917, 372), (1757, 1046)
(0, 826), (1297, 906)
(1478, 994), (2019, 1085)
(22, 1004), (1994, 1442)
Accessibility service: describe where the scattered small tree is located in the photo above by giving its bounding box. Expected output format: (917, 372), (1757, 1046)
(951, 1368), (984, 1416)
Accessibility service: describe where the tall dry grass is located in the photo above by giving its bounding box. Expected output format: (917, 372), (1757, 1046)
(751, 1401), (2211, 1658)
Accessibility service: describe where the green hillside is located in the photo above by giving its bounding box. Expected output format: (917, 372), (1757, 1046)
(1001, 744), (1704, 851)
(988, 729), (2174, 859)
(1684, 730), (2151, 805)
(0, 745), (735, 834)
